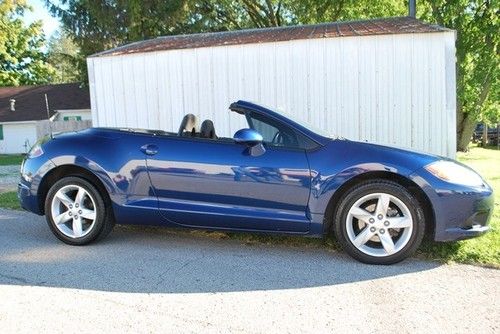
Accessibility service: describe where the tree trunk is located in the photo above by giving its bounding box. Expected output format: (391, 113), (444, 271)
(456, 112), (476, 152)
(456, 68), (493, 152)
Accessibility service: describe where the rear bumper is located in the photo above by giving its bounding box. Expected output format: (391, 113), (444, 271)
(410, 169), (494, 242)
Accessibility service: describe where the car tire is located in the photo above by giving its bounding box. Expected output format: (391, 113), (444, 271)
(45, 176), (114, 245)
(333, 179), (425, 265)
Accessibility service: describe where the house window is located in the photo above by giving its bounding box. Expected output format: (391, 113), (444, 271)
(63, 116), (82, 121)
(0, 125), (3, 140)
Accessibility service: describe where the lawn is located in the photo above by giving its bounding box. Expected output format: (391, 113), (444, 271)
(0, 146), (497, 267)
(0, 154), (24, 166)
(0, 191), (21, 210)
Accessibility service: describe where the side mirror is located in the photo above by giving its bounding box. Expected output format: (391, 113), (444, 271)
(233, 128), (263, 147)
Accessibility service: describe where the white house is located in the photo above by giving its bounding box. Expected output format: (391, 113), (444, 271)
(0, 83), (92, 154)
(87, 17), (457, 157)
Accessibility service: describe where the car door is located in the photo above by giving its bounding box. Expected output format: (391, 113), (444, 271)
(143, 134), (312, 233)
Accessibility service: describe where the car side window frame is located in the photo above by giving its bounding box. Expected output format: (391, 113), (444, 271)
(244, 111), (318, 151)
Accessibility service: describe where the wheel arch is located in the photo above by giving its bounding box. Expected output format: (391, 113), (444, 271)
(37, 164), (113, 215)
(323, 171), (435, 238)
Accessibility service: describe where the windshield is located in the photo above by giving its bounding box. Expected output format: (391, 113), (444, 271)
(272, 106), (333, 138)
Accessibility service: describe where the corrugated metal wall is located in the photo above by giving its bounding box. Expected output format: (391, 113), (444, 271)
(87, 32), (456, 157)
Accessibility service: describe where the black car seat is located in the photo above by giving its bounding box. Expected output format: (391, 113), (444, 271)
(200, 120), (217, 139)
(178, 114), (197, 137)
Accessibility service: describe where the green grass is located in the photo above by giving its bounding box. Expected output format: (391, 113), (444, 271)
(0, 191), (21, 210)
(417, 146), (500, 267)
(0, 154), (24, 166)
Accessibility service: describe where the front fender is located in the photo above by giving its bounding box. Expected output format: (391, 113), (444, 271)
(305, 139), (439, 235)
(48, 155), (117, 200)
(308, 162), (414, 215)
(37, 130), (152, 209)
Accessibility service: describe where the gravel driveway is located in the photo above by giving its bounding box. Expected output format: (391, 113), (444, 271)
(0, 209), (498, 333)
(0, 165), (20, 192)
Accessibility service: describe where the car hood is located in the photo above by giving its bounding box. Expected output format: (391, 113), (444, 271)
(327, 138), (444, 176)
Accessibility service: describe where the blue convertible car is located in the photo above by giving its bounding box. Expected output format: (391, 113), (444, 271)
(18, 101), (493, 264)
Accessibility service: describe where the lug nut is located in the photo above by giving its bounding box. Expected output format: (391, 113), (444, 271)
(379, 229), (385, 234)
(74, 215), (78, 219)
(68, 212), (72, 216)
(370, 227), (376, 232)
(75, 203), (79, 208)
(369, 218), (375, 224)
(384, 221), (390, 226)
(69, 204), (73, 209)
(78, 210), (82, 214)
(377, 214), (383, 220)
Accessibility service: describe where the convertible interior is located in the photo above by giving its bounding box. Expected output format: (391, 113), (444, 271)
(176, 113), (299, 147)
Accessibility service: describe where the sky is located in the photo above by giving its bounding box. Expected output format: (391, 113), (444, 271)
(22, 0), (61, 38)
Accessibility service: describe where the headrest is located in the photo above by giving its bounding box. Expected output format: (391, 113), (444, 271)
(200, 120), (217, 139)
(178, 114), (197, 136)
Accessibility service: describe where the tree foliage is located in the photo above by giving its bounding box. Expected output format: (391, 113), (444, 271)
(46, 30), (80, 83)
(0, 0), (54, 86)
(188, 0), (406, 30)
(421, 0), (499, 150)
(44, 0), (192, 79)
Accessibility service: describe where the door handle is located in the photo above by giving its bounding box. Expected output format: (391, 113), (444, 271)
(140, 144), (158, 156)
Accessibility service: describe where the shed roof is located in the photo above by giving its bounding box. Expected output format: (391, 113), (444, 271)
(91, 17), (451, 58)
(0, 83), (90, 123)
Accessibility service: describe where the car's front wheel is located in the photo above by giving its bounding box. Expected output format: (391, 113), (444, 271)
(45, 176), (114, 245)
(334, 180), (425, 264)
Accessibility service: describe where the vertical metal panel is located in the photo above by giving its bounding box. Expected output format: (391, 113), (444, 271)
(167, 50), (185, 132)
(89, 31), (456, 157)
(358, 36), (376, 143)
(392, 35), (413, 149)
(110, 57), (126, 126)
(444, 33), (457, 157)
(340, 37), (360, 140)
(144, 53), (160, 128)
(121, 56), (138, 127)
(308, 39), (325, 128)
(86, 58), (98, 126)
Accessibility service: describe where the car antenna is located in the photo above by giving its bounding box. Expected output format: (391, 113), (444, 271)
(44, 93), (53, 139)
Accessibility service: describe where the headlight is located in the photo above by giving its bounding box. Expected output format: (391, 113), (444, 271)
(424, 160), (484, 187)
(28, 144), (44, 159)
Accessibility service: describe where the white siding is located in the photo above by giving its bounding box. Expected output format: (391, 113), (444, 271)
(88, 31), (456, 157)
(0, 122), (37, 154)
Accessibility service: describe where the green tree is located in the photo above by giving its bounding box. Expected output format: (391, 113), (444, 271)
(188, 0), (406, 31)
(0, 0), (54, 86)
(420, 0), (499, 151)
(46, 30), (80, 83)
(45, 0), (191, 81)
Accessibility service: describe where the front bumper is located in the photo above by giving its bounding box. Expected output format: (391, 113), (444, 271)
(410, 168), (494, 242)
(18, 181), (41, 214)
(17, 157), (56, 215)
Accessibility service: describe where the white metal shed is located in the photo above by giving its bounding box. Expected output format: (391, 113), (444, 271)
(87, 17), (456, 157)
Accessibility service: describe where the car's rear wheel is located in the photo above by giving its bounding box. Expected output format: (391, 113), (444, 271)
(334, 180), (425, 264)
(45, 176), (114, 245)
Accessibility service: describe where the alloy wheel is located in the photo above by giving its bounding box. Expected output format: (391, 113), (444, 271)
(345, 192), (413, 257)
(50, 184), (97, 238)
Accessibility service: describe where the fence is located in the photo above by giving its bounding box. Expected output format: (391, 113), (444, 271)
(36, 120), (92, 139)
